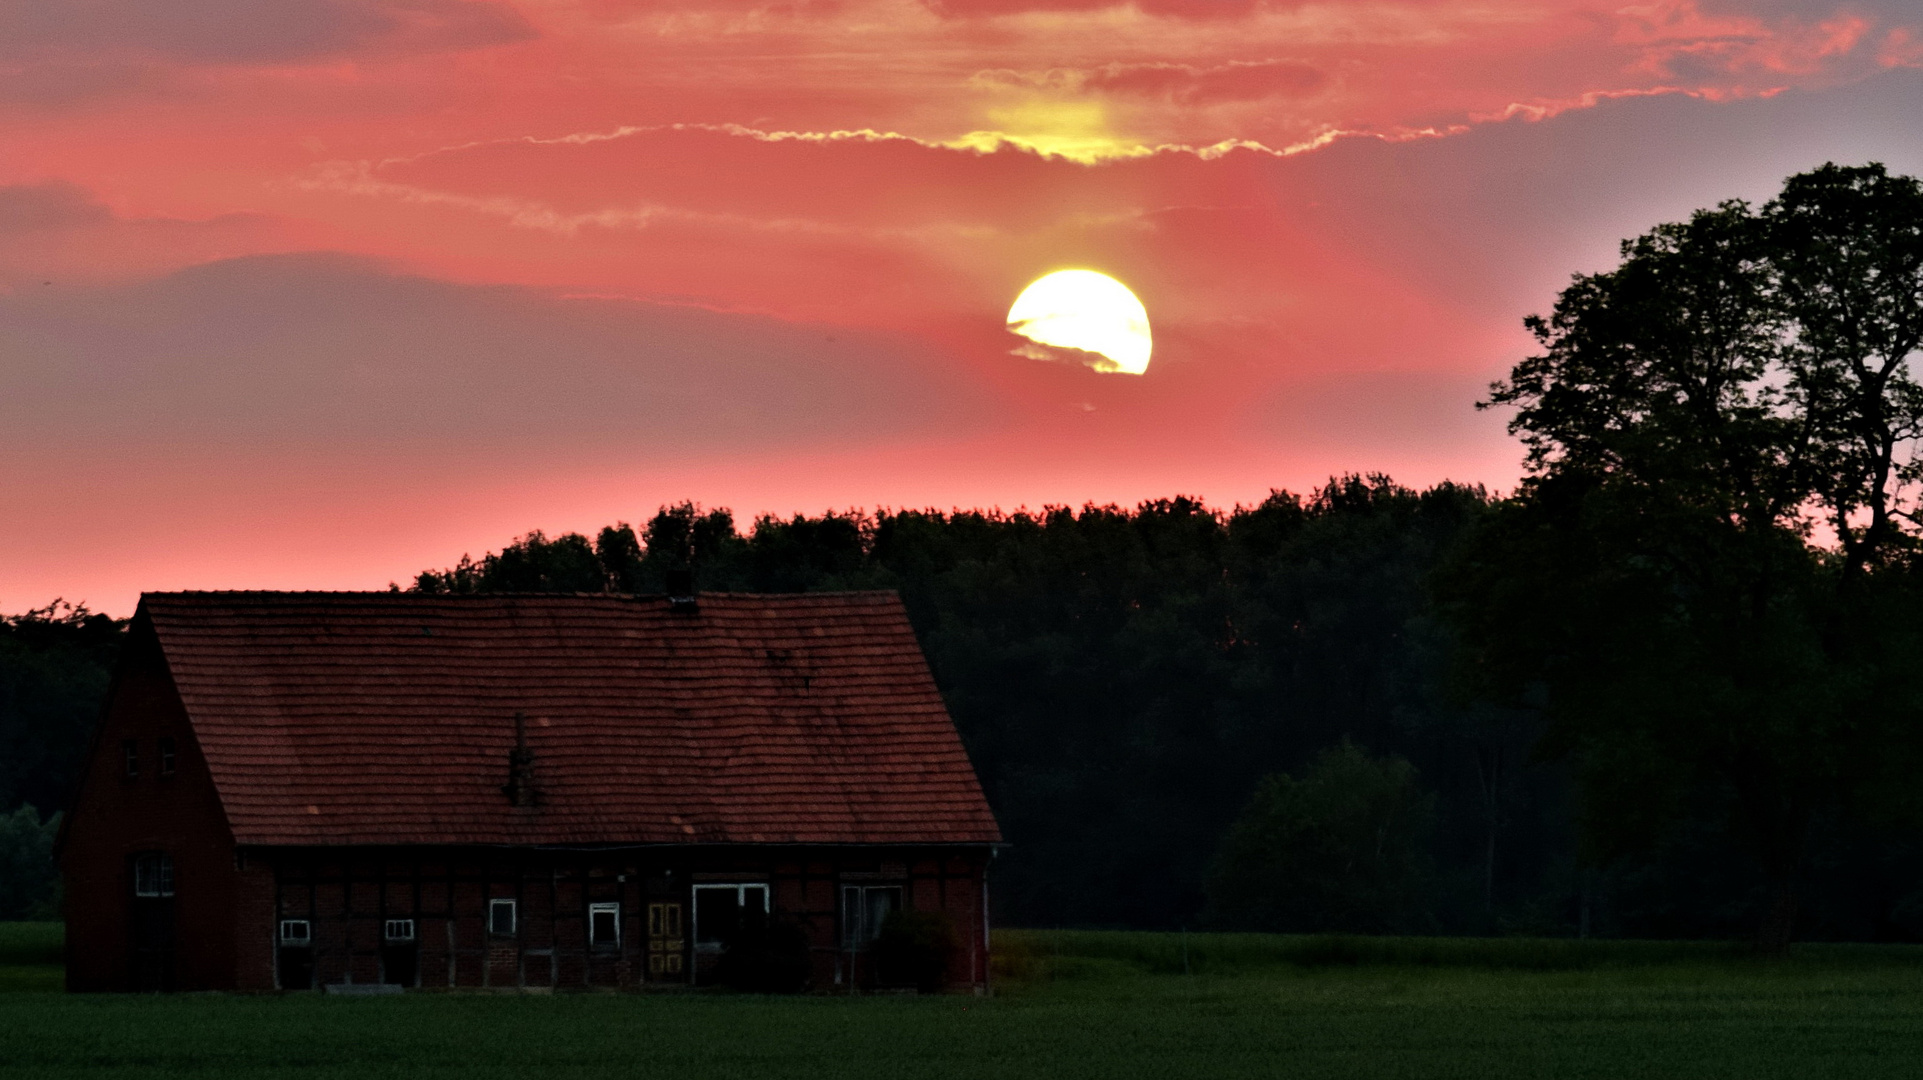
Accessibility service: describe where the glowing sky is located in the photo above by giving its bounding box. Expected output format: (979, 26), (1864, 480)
(4, 0), (1922, 612)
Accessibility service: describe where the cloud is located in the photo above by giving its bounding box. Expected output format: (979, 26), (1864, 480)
(0, 0), (535, 104)
(978, 59), (1327, 104)
(921, 0), (1260, 19)
(8, 53), (1921, 610)
(1696, 0), (1919, 17)
(1088, 59), (1326, 102)
(0, 182), (113, 234)
(1263, 370), (1509, 455)
(0, 0), (533, 65)
(0, 182), (284, 289)
(277, 68), (1923, 365)
(0, 252), (996, 452)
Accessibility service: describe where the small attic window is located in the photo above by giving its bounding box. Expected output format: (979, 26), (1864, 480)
(122, 739), (138, 779)
(157, 737), (176, 778)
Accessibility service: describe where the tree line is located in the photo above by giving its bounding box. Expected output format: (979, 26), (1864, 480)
(4, 163), (1922, 945)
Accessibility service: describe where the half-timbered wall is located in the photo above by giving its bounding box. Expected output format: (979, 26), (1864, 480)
(261, 846), (990, 993)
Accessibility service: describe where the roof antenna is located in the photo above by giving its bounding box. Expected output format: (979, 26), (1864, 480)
(502, 710), (539, 808)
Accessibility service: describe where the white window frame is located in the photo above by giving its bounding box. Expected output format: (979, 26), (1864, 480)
(489, 898), (517, 937)
(841, 884), (903, 949)
(691, 883), (769, 952)
(588, 902), (621, 949)
(132, 853), (174, 898)
(279, 919), (311, 946)
(383, 918), (416, 943)
(157, 736), (177, 778)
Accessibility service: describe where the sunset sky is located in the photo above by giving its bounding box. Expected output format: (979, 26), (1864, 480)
(4, 0), (1922, 613)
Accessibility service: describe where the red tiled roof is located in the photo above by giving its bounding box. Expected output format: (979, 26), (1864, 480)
(139, 591), (1002, 848)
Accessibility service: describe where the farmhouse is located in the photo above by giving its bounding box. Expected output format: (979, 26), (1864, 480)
(60, 590), (1002, 993)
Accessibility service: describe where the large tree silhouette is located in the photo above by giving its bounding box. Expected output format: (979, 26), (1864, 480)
(1454, 163), (1923, 952)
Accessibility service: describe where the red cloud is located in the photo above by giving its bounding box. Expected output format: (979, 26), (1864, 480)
(0, 182), (287, 289)
(921, 0), (1260, 18)
(1081, 60), (1327, 103)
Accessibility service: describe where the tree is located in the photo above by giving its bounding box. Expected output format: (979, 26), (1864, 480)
(403, 482), (1509, 931)
(412, 530), (609, 593)
(1457, 163), (1923, 952)
(1204, 743), (1434, 933)
(0, 601), (122, 815)
(0, 805), (61, 919)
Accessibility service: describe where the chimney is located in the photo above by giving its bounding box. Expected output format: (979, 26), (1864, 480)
(502, 710), (539, 808)
(666, 568), (699, 614)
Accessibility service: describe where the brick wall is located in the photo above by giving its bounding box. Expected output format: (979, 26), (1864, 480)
(61, 626), (243, 991)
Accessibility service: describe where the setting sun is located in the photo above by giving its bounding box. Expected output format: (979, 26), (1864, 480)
(1006, 270), (1153, 375)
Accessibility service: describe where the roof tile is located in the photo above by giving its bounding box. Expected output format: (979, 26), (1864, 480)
(141, 591), (1002, 847)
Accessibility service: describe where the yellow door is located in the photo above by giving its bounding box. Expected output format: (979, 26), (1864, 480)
(647, 902), (685, 977)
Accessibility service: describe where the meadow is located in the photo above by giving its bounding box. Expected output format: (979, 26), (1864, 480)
(3, 922), (1921, 1079)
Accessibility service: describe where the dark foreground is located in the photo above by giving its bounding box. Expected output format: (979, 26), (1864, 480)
(3, 923), (1920, 1079)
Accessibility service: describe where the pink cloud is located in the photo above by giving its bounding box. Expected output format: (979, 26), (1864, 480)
(0, 181), (291, 289)
(0, 0), (532, 64)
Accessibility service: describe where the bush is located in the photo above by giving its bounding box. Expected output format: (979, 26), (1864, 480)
(0, 805), (60, 919)
(874, 910), (959, 992)
(1205, 743), (1434, 933)
(714, 910), (812, 993)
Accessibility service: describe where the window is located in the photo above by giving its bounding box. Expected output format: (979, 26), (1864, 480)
(840, 885), (902, 948)
(122, 739), (139, 779)
(692, 883), (768, 951)
(157, 737), (176, 778)
(589, 903), (621, 948)
(384, 918), (416, 943)
(280, 919), (311, 945)
(488, 898), (517, 937)
(132, 853), (174, 898)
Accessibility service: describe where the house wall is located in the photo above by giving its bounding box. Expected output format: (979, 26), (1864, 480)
(60, 626), (265, 991)
(261, 845), (993, 993)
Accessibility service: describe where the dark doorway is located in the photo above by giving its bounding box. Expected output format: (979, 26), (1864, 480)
(276, 914), (313, 983)
(129, 853), (175, 991)
(381, 942), (418, 987)
(382, 918), (418, 987)
(277, 946), (314, 989)
(131, 898), (175, 991)
(278, 918), (313, 989)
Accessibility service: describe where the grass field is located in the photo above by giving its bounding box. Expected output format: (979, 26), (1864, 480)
(4, 922), (1921, 1078)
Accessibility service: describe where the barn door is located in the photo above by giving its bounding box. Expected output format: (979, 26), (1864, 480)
(130, 853), (176, 991)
